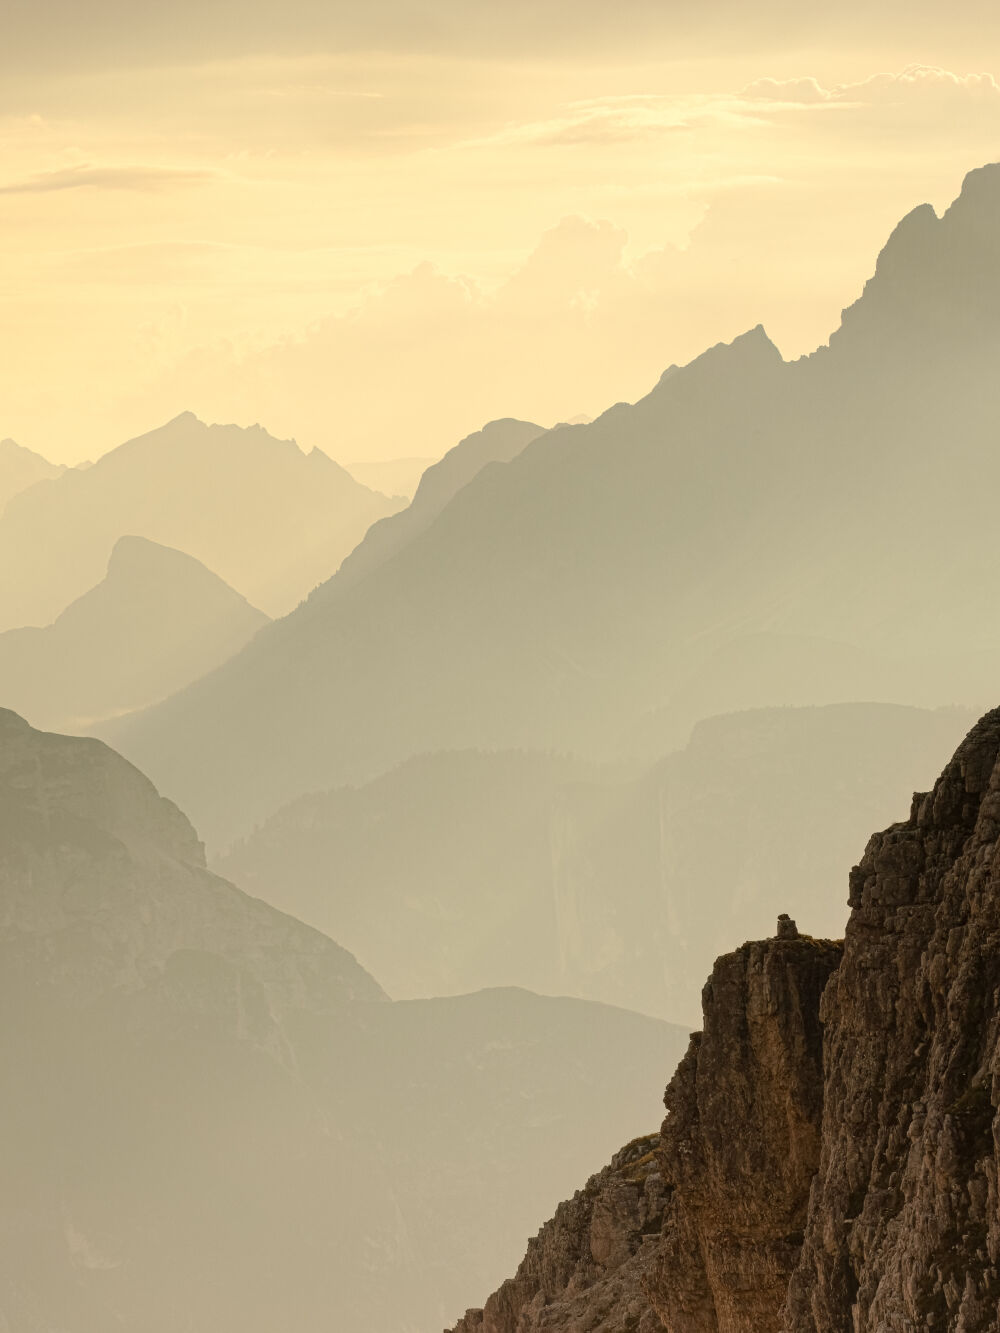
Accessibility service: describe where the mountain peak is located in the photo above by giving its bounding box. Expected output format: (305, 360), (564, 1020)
(829, 160), (1000, 354)
(947, 160), (1000, 218)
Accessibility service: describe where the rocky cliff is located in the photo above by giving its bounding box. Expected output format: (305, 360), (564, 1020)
(448, 929), (842, 1332)
(448, 709), (1000, 1331)
(783, 706), (1000, 1331)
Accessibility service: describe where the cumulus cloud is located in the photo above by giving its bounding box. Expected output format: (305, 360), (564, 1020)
(0, 163), (213, 194)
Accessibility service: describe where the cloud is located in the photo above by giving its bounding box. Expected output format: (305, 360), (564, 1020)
(0, 163), (213, 194)
(459, 65), (1000, 155)
(740, 77), (830, 104)
(742, 65), (1000, 106)
(463, 96), (748, 151)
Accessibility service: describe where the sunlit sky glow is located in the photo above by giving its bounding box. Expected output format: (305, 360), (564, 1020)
(3, 4), (1000, 463)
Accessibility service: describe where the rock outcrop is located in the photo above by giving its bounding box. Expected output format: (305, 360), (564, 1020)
(448, 930), (842, 1332)
(449, 1134), (669, 1333)
(449, 708), (1000, 1332)
(783, 706), (1000, 1331)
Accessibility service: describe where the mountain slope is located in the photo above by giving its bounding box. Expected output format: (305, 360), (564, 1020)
(105, 167), (1000, 849)
(0, 437), (63, 514)
(216, 704), (973, 1023)
(0, 710), (688, 1332)
(0, 535), (268, 731)
(330, 417), (545, 594)
(345, 455), (435, 499)
(0, 413), (404, 628)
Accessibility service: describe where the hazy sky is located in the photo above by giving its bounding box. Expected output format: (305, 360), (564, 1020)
(4, 5), (1000, 464)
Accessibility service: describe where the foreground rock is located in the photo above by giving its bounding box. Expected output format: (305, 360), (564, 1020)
(448, 930), (842, 1332)
(784, 707), (1000, 1330)
(449, 708), (1000, 1331)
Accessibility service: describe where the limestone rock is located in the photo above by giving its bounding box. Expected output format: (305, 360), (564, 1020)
(446, 933), (842, 1333)
(450, 706), (1000, 1332)
(783, 707), (1000, 1330)
(448, 1134), (669, 1333)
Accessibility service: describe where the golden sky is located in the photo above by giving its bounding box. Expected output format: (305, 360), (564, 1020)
(3, 5), (1000, 464)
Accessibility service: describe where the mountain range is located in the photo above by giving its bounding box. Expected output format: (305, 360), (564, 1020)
(0, 709), (687, 1332)
(0, 413), (404, 630)
(0, 535), (268, 732)
(104, 165), (1000, 849)
(0, 438), (64, 515)
(217, 703), (973, 1023)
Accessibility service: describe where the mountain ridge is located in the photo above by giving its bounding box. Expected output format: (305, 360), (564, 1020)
(0, 534), (268, 732)
(0, 412), (404, 628)
(105, 165), (1000, 848)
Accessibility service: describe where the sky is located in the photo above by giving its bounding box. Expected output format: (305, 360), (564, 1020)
(3, 3), (1000, 465)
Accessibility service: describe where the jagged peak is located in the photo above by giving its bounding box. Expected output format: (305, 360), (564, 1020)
(944, 160), (1000, 220)
(826, 161), (1000, 352)
(646, 324), (782, 403)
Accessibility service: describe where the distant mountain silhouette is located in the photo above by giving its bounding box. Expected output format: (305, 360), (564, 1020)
(344, 456), (436, 499)
(329, 418), (545, 595)
(106, 165), (1000, 848)
(0, 535), (268, 732)
(0, 413), (404, 630)
(1, 709), (687, 1331)
(0, 437), (63, 515)
(217, 704), (973, 1023)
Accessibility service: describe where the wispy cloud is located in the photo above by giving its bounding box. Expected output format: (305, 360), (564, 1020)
(0, 163), (213, 194)
(460, 96), (742, 150)
(742, 65), (1000, 106)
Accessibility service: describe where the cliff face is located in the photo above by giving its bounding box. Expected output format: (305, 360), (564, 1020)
(450, 1133), (669, 1333)
(447, 931), (842, 1333)
(784, 707), (1000, 1331)
(449, 709), (1000, 1333)
(647, 932), (841, 1333)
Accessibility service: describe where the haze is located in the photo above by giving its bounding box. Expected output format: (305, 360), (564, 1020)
(4, 3), (1000, 462)
(6, 4), (1000, 1331)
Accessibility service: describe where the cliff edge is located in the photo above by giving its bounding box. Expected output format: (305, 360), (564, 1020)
(448, 708), (1000, 1331)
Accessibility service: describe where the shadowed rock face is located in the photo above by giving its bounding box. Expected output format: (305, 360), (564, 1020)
(446, 709), (1000, 1332)
(447, 932), (842, 1333)
(449, 1134), (670, 1333)
(648, 935), (842, 1333)
(784, 708), (1000, 1331)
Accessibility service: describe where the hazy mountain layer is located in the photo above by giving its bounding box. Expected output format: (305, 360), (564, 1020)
(217, 703), (973, 1023)
(106, 166), (1000, 848)
(0, 535), (268, 732)
(330, 418), (545, 595)
(0, 438), (63, 515)
(0, 711), (687, 1332)
(0, 413), (404, 629)
(447, 707), (1000, 1332)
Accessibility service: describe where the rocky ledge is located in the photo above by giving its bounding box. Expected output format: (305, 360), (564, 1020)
(448, 707), (1000, 1332)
